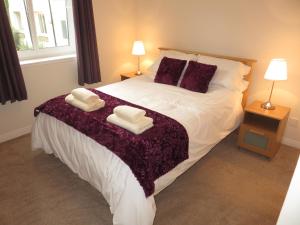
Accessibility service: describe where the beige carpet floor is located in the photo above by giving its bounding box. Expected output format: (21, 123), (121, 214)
(0, 133), (299, 225)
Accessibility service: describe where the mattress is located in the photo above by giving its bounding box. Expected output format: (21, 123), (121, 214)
(32, 74), (244, 225)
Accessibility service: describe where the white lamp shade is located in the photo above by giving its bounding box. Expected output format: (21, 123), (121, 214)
(264, 59), (288, 81)
(132, 41), (145, 56)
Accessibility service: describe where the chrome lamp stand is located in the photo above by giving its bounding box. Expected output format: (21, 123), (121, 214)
(261, 80), (276, 110)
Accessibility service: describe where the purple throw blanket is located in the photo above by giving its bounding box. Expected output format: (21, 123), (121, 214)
(34, 90), (189, 197)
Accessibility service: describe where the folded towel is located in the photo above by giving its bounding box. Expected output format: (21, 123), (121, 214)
(65, 94), (105, 112)
(107, 114), (153, 135)
(71, 88), (100, 104)
(113, 105), (146, 123)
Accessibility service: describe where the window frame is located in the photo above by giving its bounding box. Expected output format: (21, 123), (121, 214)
(13, 0), (76, 61)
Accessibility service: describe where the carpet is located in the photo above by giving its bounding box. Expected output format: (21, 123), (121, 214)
(0, 133), (299, 225)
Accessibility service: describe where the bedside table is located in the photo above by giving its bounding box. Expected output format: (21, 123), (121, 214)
(238, 100), (290, 158)
(120, 72), (137, 81)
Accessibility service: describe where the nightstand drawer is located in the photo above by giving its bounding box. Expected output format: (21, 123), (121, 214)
(238, 124), (276, 157)
(244, 129), (269, 150)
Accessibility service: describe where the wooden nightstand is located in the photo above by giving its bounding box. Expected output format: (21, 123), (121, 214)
(120, 72), (137, 81)
(238, 100), (290, 158)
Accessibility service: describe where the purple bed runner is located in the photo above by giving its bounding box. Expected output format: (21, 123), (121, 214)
(34, 89), (189, 197)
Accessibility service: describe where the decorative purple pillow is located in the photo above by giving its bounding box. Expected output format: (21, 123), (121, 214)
(154, 57), (187, 86)
(180, 61), (217, 93)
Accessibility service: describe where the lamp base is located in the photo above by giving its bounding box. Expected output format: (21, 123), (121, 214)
(261, 101), (276, 110)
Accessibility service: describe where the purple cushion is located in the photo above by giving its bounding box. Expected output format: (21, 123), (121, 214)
(154, 57), (187, 86)
(180, 61), (217, 93)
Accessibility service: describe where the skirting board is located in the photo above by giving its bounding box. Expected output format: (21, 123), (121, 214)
(0, 126), (32, 144)
(282, 137), (300, 150)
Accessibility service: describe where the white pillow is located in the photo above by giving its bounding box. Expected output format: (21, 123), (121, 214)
(197, 54), (251, 92)
(147, 50), (197, 83)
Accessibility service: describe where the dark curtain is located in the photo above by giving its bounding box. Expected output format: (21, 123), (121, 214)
(72, 0), (101, 85)
(0, 0), (27, 105)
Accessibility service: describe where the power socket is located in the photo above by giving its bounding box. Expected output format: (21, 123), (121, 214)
(288, 117), (299, 128)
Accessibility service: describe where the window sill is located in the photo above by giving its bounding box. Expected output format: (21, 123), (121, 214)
(20, 54), (77, 67)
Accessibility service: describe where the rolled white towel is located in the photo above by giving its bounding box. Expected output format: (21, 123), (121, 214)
(107, 114), (153, 135)
(65, 94), (105, 112)
(113, 105), (146, 123)
(71, 88), (100, 104)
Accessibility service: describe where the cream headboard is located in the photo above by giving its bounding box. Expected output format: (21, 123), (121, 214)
(158, 47), (257, 109)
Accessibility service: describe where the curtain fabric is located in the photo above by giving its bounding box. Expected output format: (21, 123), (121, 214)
(72, 0), (101, 85)
(0, 0), (27, 105)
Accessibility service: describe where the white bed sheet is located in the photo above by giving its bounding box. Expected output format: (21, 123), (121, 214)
(32, 75), (243, 225)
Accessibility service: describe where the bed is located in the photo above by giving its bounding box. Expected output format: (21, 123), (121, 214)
(32, 48), (256, 225)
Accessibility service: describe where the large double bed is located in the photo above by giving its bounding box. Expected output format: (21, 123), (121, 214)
(32, 48), (256, 225)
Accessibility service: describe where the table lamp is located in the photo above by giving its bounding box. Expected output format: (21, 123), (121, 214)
(132, 41), (145, 75)
(261, 59), (287, 110)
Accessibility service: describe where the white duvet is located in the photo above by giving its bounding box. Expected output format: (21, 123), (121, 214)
(32, 75), (243, 225)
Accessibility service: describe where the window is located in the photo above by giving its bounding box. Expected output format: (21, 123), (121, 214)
(36, 13), (47, 34)
(5, 0), (75, 60)
(13, 11), (23, 30)
(61, 20), (68, 40)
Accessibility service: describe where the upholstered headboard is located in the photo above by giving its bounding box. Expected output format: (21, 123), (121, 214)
(158, 47), (257, 108)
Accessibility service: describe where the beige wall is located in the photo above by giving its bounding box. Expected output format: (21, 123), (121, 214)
(93, 0), (137, 85)
(136, 0), (300, 148)
(0, 59), (78, 142)
(0, 0), (137, 142)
